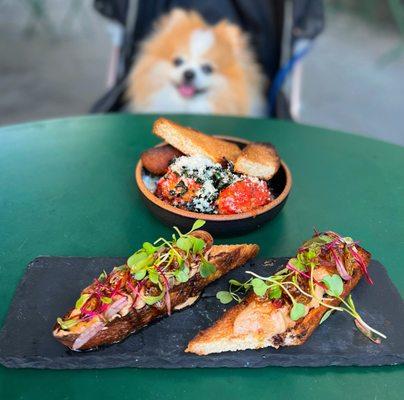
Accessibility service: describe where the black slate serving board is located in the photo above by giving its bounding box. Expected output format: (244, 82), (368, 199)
(0, 256), (403, 369)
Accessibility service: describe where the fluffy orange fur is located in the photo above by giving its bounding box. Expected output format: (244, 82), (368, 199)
(126, 9), (266, 116)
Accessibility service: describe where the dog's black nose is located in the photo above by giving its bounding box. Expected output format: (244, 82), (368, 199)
(183, 70), (195, 82)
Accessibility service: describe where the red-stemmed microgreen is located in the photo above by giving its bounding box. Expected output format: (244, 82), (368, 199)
(216, 230), (385, 343)
(57, 220), (214, 331)
(330, 247), (352, 281)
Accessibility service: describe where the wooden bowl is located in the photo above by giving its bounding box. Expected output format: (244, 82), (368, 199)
(135, 136), (292, 236)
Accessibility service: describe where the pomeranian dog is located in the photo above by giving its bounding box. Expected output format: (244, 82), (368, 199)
(126, 9), (266, 116)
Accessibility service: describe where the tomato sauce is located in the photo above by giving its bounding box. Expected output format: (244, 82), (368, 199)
(217, 179), (271, 214)
(156, 172), (201, 206)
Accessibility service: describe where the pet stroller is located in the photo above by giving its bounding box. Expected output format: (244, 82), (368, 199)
(91, 0), (324, 119)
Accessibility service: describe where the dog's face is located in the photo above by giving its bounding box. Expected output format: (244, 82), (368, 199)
(139, 10), (243, 100)
(129, 9), (265, 116)
(169, 29), (217, 98)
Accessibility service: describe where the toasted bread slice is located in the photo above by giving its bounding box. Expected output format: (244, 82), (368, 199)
(186, 246), (370, 356)
(53, 238), (259, 351)
(152, 118), (241, 163)
(234, 143), (280, 180)
(206, 244), (259, 282)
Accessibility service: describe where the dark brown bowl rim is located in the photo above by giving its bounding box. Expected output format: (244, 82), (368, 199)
(135, 135), (292, 221)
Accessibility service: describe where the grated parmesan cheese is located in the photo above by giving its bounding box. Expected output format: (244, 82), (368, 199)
(170, 155), (216, 175)
(169, 156), (236, 213)
(156, 155), (270, 214)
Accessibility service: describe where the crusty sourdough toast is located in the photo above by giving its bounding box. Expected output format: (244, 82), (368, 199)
(53, 228), (259, 351)
(234, 143), (280, 180)
(186, 234), (372, 355)
(152, 117), (241, 163)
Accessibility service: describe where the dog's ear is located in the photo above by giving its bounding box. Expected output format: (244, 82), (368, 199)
(214, 21), (247, 55)
(156, 8), (205, 33)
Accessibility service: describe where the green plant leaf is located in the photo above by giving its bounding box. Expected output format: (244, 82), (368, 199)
(343, 236), (354, 244)
(176, 237), (192, 252)
(143, 291), (164, 305)
(176, 254), (184, 267)
(128, 253), (153, 274)
(251, 278), (269, 297)
(302, 235), (333, 248)
(322, 274), (344, 297)
(175, 266), (189, 283)
(229, 279), (244, 286)
(127, 251), (147, 267)
(290, 302), (307, 321)
(200, 260), (216, 278)
(268, 285), (282, 299)
(346, 294), (356, 311)
(216, 291), (233, 304)
(98, 270), (107, 282)
(319, 309), (333, 324)
(190, 219), (206, 232)
(290, 257), (305, 271)
(75, 293), (91, 309)
(306, 248), (318, 260)
(57, 317), (79, 330)
(192, 237), (205, 253)
(143, 242), (157, 255)
(101, 296), (112, 304)
(134, 269), (147, 280)
(127, 251), (151, 274)
(148, 269), (160, 284)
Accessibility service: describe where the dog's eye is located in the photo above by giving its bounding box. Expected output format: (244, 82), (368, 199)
(173, 57), (184, 67)
(201, 64), (213, 74)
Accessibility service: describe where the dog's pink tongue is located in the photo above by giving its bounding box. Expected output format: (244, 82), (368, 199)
(178, 84), (196, 98)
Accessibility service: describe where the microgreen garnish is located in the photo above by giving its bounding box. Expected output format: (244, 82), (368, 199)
(143, 242), (158, 255)
(290, 303), (307, 321)
(98, 270), (107, 282)
(176, 236), (193, 252)
(75, 293), (91, 309)
(251, 278), (269, 296)
(216, 291), (234, 304)
(191, 219), (206, 231)
(331, 247), (351, 281)
(143, 291), (165, 305)
(200, 259), (217, 278)
(134, 269), (147, 280)
(57, 220), (215, 331)
(57, 317), (79, 330)
(216, 230), (386, 344)
(192, 237), (205, 253)
(174, 265), (190, 283)
(319, 309), (333, 324)
(322, 274), (344, 297)
(101, 296), (112, 304)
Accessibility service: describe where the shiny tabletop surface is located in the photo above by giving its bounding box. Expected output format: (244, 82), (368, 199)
(0, 114), (403, 399)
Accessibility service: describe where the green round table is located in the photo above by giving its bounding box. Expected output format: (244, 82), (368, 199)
(0, 114), (403, 399)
